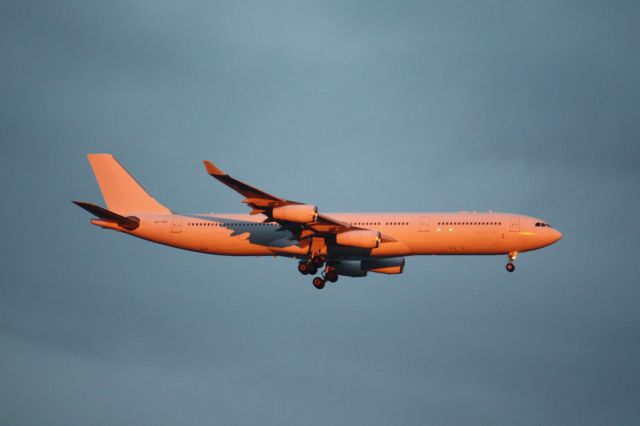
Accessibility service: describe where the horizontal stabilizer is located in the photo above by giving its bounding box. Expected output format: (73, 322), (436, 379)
(72, 201), (140, 230)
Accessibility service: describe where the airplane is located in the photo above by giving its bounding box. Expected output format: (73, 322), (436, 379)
(73, 154), (562, 289)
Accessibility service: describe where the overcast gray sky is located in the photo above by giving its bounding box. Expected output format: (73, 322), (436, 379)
(1, 1), (639, 425)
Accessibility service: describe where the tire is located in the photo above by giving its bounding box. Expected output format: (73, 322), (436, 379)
(298, 262), (309, 275)
(312, 277), (325, 289)
(325, 270), (339, 283)
(506, 262), (515, 272)
(309, 264), (318, 275)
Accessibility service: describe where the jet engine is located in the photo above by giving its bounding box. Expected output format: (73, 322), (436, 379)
(332, 257), (406, 277)
(333, 260), (368, 277)
(335, 230), (381, 249)
(362, 257), (405, 274)
(272, 204), (317, 223)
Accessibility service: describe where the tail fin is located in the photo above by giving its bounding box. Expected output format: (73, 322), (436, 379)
(87, 154), (171, 215)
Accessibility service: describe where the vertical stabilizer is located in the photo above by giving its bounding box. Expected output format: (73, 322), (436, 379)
(87, 154), (171, 215)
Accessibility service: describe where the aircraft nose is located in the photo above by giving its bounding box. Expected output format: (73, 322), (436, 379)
(552, 229), (562, 243)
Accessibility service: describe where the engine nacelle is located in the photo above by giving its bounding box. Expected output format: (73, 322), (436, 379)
(362, 257), (405, 275)
(335, 230), (381, 249)
(272, 204), (317, 223)
(333, 261), (368, 277)
(332, 257), (405, 277)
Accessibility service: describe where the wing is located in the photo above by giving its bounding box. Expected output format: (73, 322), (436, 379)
(203, 161), (396, 242)
(203, 161), (286, 210)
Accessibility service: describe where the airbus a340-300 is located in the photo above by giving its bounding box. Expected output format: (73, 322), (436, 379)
(74, 154), (562, 289)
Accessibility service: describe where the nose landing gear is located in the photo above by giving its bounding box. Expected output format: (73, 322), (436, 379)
(505, 251), (518, 272)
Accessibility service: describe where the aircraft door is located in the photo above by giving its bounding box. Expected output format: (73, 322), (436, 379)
(171, 216), (182, 233)
(419, 216), (430, 232)
(509, 216), (520, 232)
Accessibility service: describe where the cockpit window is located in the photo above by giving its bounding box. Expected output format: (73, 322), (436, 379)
(535, 222), (552, 228)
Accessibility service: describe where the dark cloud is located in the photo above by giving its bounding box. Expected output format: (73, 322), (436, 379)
(1, 1), (639, 425)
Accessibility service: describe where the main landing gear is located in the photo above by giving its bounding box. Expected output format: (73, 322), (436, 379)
(298, 256), (325, 275)
(312, 277), (325, 289)
(298, 260), (317, 276)
(311, 268), (339, 290)
(325, 269), (338, 283)
(299, 257), (338, 289)
(506, 251), (518, 272)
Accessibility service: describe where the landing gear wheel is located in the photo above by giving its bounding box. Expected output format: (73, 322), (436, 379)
(298, 261), (310, 275)
(506, 262), (515, 272)
(312, 277), (326, 289)
(325, 270), (339, 283)
(309, 264), (318, 275)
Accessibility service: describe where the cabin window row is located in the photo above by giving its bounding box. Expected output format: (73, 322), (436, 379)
(187, 222), (276, 227)
(437, 222), (501, 226)
(349, 222), (409, 226)
(188, 220), (505, 227)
